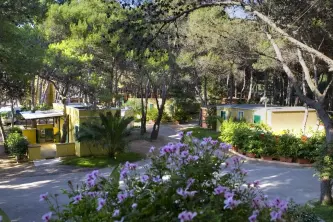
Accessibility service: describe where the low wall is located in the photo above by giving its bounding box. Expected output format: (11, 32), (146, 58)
(75, 142), (108, 157)
(55, 143), (75, 157)
(28, 144), (41, 161)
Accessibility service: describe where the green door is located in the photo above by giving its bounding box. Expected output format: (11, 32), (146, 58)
(253, 115), (261, 124)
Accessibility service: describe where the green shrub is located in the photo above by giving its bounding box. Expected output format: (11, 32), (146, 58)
(76, 112), (134, 157)
(276, 133), (299, 158)
(285, 201), (322, 222)
(173, 109), (190, 123)
(147, 108), (158, 121)
(7, 126), (23, 135)
(260, 132), (278, 157)
(161, 111), (172, 123)
(7, 133), (29, 159)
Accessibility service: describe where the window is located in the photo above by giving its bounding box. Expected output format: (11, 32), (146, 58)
(238, 111), (244, 120)
(253, 115), (261, 124)
(220, 111), (226, 120)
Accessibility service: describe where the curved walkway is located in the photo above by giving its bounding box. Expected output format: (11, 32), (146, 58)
(0, 124), (320, 221)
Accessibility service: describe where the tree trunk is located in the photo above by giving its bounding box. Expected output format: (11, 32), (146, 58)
(0, 115), (6, 149)
(302, 72), (308, 133)
(140, 79), (149, 135)
(247, 70), (253, 103)
(240, 69), (246, 99)
(203, 76), (208, 106)
(286, 79), (292, 106)
(60, 98), (68, 143)
(318, 108), (333, 205)
(234, 78), (237, 98)
(10, 99), (14, 127)
(150, 86), (167, 140)
(229, 73), (234, 104)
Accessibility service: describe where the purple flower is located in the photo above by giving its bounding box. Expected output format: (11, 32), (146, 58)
(224, 196), (241, 210)
(176, 188), (197, 198)
(178, 211), (197, 221)
(186, 178), (195, 189)
(120, 168), (128, 180)
(252, 197), (264, 209)
(178, 132), (184, 138)
(96, 198), (106, 211)
(117, 192), (128, 203)
(73, 194), (82, 204)
(112, 209), (120, 217)
(42, 212), (52, 222)
(132, 203), (138, 209)
(91, 170), (99, 177)
(248, 211), (259, 222)
(186, 131), (192, 136)
(140, 175), (149, 183)
(270, 211), (282, 221)
(224, 191), (234, 199)
(213, 185), (228, 195)
(219, 143), (231, 151)
(149, 146), (155, 153)
(152, 176), (162, 183)
(187, 155), (199, 162)
(180, 150), (189, 158)
(253, 180), (260, 188)
(210, 140), (218, 145)
(39, 192), (48, 202)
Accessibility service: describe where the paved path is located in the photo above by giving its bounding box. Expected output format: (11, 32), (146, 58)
(0, 124), (320, 221)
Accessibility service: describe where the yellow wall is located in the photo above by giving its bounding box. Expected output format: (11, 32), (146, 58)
(37, 124), (53, 130)
(270, 111), (318, 132)
(55, 143), (75, 157)
(22, 129), (37, 144)
(75, 141), (108, 157)
(28, 144), (41, 160)
(216, 107), (253, 131)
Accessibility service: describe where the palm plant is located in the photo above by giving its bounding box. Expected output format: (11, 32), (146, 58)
(76, 111), (134, 157)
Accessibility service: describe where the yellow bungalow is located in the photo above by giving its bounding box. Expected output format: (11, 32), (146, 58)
(216, 104), (318, 132)
(21, 103), (133, 160)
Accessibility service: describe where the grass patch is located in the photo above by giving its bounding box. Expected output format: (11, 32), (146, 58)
(0, 208), (10, 222)
(183, 127), (220, 140)
(311, 202), (333, 222)
(61, 152), (143, 168)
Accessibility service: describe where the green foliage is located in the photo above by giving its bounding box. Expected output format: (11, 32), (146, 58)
(7, 133), (29, 158)
(147, 108), (158, 121)
(173, 109), (190, 123)
(183, 127), (220, 140)
(276, 133), (299, 158)
(7, 127), (23, 135)
(285, 201), (322, 222)
(0, 208), (10, 222)
(35, 104), (52, 111)
(310, 201), (333, 222)
(220, 119), (323, 160)
(61, 152), (143, 168)
(76, 111), (134, 157)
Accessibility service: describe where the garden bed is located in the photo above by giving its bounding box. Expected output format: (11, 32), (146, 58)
(220, 120), (324, 165)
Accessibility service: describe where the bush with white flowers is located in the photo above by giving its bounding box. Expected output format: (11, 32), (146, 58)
(39, 133), (318, 222)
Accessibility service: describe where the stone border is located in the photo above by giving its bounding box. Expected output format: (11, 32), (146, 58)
(229, 150), (313, 168)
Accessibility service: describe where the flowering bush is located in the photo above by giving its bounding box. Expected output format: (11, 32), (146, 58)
(41, 134), (310, 222)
